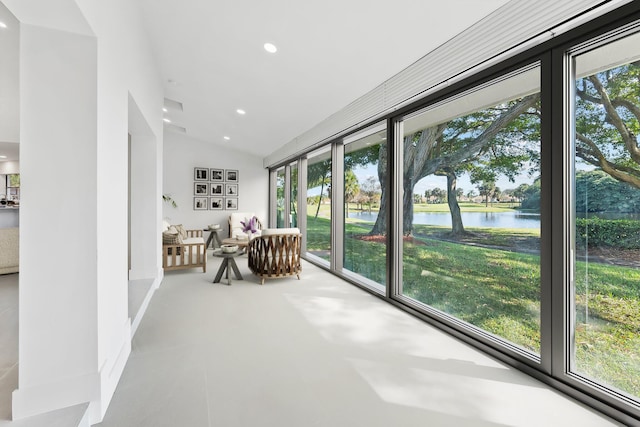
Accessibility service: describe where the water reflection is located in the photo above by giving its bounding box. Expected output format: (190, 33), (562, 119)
(350, 211), (541, 229)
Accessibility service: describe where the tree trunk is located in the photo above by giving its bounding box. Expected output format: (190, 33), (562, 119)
(402, 175), (414, 236)
(368, 93), (539, 237)
(314, 179), (324, 218)
(369, 143), (388, 235)
(442, 169), (465, 234)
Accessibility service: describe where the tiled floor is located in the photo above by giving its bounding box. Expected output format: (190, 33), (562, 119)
(0, 259), (625, 426)
(96, 259), (621, 427)
(0, 274), (88, 427)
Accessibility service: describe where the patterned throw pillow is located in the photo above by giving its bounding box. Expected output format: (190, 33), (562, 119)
(163, 226), (183, 255)
(162, 231), (180, 245)
(173, 224), (188, 240)
(163, 226), (183, 245)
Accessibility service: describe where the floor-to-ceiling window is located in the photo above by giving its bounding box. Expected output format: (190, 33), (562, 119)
(397, 65), (542, 355)
(306, 146), (332, 264)
(342, 123), (387, 292)
(569, 27), (640, 402)
(268, 6), (640, 422)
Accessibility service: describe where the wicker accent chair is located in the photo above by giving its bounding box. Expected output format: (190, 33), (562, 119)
(247, 228), (302, 285)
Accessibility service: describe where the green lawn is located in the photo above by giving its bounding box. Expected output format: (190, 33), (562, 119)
(304, 211), (640, 397)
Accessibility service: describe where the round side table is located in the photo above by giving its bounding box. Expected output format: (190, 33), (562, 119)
(204, 228), (223, 249)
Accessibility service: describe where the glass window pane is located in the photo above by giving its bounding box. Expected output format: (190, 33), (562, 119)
(306, 147), (332, 263)
(290, 162), (298, 228)
(343, 125), (387, 291)
(400, 65), (542, 355)
(276, 168), (285, 228)
(572, 31), (640, 399)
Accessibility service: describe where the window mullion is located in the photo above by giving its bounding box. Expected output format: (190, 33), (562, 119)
(331, 143), (344, 272)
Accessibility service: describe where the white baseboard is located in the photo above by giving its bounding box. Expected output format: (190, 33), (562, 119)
(128, 266), (161, 281)
(93, 320), (131, 424)
(12, 373), (98, 421)
(130, 275), (161, 336)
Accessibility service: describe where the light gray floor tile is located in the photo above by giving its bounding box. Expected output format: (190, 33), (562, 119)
(0, 274), (18, 423)
(99, 260), (621, 427)
(0, 262), (624, 426)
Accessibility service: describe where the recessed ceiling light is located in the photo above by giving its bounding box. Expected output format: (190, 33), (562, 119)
(223, 136), (230, 141)
(163, 118), (171, 123)
(264, 43), (277, 53)
(236, 109), (246, 115)
(0, 22), (7, 29)
(0, 155), (6, 159)
(162, 107), (168, 112)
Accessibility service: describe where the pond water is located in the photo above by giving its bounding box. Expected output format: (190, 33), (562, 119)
(348, 210), (640, 229)
(349, 210), (541, 229)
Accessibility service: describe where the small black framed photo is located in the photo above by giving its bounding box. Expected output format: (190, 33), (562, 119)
(210, 197), (223, 210)
(225, 169), (238, 182)
(225, 183), (238, 196)
(194, 197), (208, 210)
(194, 182), (208, 196)
(194, 167), (209, 181)
(226, 198), (238, 210)
(210, 183), (224, 195)
(210, 168), (224, 182)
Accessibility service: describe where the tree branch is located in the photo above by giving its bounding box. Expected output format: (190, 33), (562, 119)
(587, 75), (640, 164)
(576, 132), (640, 188)
(418, 93), (540, 180)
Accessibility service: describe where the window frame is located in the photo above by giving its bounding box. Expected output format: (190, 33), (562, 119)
(267, 4), (640, 423)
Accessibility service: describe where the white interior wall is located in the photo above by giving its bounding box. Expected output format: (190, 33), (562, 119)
(12, 21), (99, 419)
(73, 1), (164, 422)
(5, 0), (164, 423)
(163, 132), (269, 233)
(129, 94), (162, 281)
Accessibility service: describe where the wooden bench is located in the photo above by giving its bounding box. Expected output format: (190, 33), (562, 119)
(162, 229), (207, 273)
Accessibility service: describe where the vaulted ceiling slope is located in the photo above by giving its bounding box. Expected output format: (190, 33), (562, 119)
(265, 0), (633, 166)
(139, 0), (632, 164)
(138, 0), (510, 157)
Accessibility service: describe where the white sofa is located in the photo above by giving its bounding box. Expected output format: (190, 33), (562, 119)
(0, 227), (19, 274)
(162, 221), (206, 272)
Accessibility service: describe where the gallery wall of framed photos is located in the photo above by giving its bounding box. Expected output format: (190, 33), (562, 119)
(193, 167), (239, 210)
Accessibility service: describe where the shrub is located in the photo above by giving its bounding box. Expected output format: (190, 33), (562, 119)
(576, 217), (640, 249)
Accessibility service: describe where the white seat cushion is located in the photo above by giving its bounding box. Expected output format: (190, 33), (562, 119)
(261, 228), (300, 236)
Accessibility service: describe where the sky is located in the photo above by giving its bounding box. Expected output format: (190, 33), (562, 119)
(307, 161), (541, 197)
(352, 163), (538, 197)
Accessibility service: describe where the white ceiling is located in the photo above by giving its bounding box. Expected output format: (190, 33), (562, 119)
(138, 0), (510, 158)
(0, 142), (18, 162)
(0, 0), (511, 163)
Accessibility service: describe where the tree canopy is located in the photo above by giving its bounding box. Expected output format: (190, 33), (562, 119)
(575, 62), (640, 189)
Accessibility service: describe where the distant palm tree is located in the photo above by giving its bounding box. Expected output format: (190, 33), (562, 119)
(344, 169), (360, 216)
(308, 160), (331, 218)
